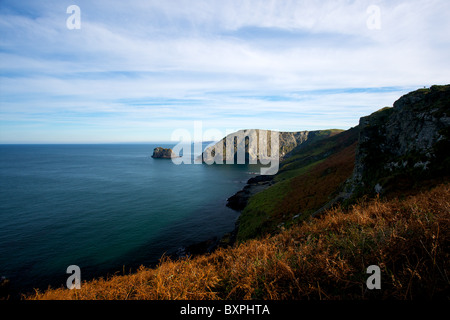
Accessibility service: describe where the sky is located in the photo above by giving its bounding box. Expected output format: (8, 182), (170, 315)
(0, 0), (449, 143)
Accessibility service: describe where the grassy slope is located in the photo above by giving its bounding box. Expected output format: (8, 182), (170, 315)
(237, 127), (359, 241)
(28, 184), (450, 300)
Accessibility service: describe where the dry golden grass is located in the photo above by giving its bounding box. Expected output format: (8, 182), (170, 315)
(28, 184), (450, 300)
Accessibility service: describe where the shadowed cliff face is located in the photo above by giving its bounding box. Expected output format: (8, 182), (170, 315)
(352, 84), (450, 197)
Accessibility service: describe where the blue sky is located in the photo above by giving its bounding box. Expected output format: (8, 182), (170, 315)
(0, 0), (449, 143)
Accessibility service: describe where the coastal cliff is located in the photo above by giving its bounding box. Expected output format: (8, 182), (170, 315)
(229, 84), (450, 242)
(200, 129), (343, 164)
(350, 85), (450, 197)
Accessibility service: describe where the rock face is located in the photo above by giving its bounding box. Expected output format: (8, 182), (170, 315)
(151, 147), (178, 159)
(200, 129), (340, 164)
(351, 84), (450, 196)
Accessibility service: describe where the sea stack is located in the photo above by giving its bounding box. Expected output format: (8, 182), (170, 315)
(151, 147), (178, 159)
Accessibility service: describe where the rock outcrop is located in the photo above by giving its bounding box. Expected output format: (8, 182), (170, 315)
(226, 175), (274, 211)
(351, 84), (450, 196)
(151, 147), (178, 159)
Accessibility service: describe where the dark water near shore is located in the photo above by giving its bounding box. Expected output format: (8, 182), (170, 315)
(0, 143), (260, 296)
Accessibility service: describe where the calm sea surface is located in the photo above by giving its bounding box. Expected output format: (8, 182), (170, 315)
(0, 144), (260, 295)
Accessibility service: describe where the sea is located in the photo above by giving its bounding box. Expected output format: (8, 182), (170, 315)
(0, 143), (261, 296)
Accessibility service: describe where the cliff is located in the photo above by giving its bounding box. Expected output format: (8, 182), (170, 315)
(200, 128), (343, 164)
(230, 85), (450, 242)
(234, 127), (358, 241)
(151, 147), (178, 159)
(351, 84), (450, 197)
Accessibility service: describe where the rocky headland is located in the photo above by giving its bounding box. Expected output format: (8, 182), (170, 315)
(200, 128), (342, 164)
(221, 84), (450, 242)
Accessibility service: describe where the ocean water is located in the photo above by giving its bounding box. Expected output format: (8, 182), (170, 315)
(0, 144), (260, 295)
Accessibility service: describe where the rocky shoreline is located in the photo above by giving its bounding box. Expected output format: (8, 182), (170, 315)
(226, 175), (274, 211)
(173, 174), (274, 259)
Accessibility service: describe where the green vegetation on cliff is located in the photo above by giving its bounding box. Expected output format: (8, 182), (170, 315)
(237, 127), (358, 242)
(237, 84), (450, 242)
